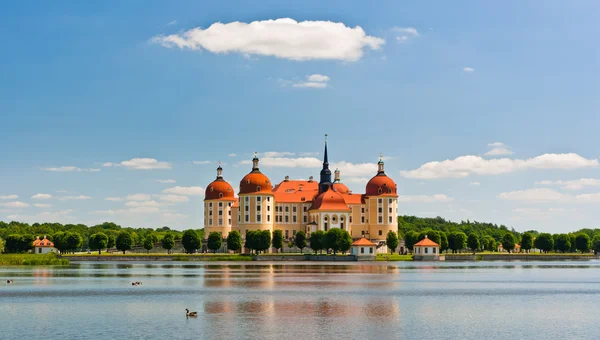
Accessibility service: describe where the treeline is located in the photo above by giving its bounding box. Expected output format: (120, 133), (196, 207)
(398, 215), (600, 254)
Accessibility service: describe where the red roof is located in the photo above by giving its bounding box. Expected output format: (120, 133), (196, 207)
(272, 180), (318, 203)
(309, 187), (351, 211)
(33, 236), (54, 247)
(414, 236), (439, 247)
(239, 171), (273, 195)
(205, 178), (236, 200)
(365, 173), (398, 197)
(352, 238), (376, 246)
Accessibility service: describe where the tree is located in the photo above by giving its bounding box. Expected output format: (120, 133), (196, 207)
(181, 229), (201, 254)
(501, 233), (516, 253)
(447, 232), (467, 253)
(568, 233), (577, 253)
(53, 232), (68, 254)
(310, 230), (326, 254)
(294, 231), (308, 254)
(418, 229), (441, 245)
(207, 232), (222, 253)
(339, 230), (353, 254)
(521, 232), (534, 253)
(227, 230), (242, 253)
(107, 234), (116, 250)
(245, 231), (258, 254)
(4, 234), (23, 253)
(89, 232), (108, 254)
(143, 237), (154, 253)
(386, 231), (399, 254)
(575, 233), (591, 253)
(554, 234), (571, 253)
(467, 233), (480, 254)
(272, 230), (284, 253)
(66, 232), (83, 254)
(484, 236), (496, 252)
(439, 231), (449, 253)
(116, 231), (134, 254)
(405, 231), (420, 253)
(0, 237), (4, 253)
(324, 228), (349, 255)
(534, 233), (554, 253)
(592, 235), (600, 255)
(256, 230), (272, 254)
(162, 233), (175, 254)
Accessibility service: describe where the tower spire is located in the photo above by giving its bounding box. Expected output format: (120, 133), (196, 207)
(252, 152), (259, 172)
(319, 134), (332, 193)
(378, 153), (385, 174)
(217, 161), (223, 179)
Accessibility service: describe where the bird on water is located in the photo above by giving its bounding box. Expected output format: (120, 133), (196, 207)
(185, 309), (197, 317)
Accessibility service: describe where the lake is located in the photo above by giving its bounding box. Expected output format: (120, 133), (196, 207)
(1, 261), (599, 339)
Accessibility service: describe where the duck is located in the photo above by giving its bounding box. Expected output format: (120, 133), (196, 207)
(6, 280), (13, 284)
(185, 309), (198, 317)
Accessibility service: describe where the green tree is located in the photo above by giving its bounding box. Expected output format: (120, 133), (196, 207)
(592, 235), (600, 255)
(484, 236), (496, 252)
(181, 229), (201, 254)
(467, 233), (480, 254)
(575, 233), (591, 253)
(534, 233), (554, 253)
(272, 230), (284, 253)
(245, 231), (258, 254)
(143, 237), (154, 253)
(4, 234), (23, 253)
(554, 234), (571, 253)
(439, 231), (449, 253)
(53, 232), (68, 254)
(66, 232), (83, 254)
(294, 231), (308, 253)
(89, 232), (108, 254)
(324, 228), (348, 255)
(447, 232), (467, 253)
(310, 230), (326, 254)
(404, 231), (420, 253)
(256, 230), (272, 254)
(161, 233), (175, 254)
(521, 232), (534, 253)
(339, 230), (353, 254)
(386, 231), (399, 254)
(116, 231), (134, 254)
(568, 233), (577, 252)
(107, 234), (116, 250)
(207, 232), (222, 253)
(501, 233), (516, 253)
(418, 229), (441, 245)
(226, 230), (242, 253)
(0, 237), (4, 253)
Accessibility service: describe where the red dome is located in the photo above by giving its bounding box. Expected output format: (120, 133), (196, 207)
(239, 171), (273, 195)
(309, 187), (350, 211)
(365, 174), (398, 197)
(205, 178), (235, 200)
(332, 182), (350, 194)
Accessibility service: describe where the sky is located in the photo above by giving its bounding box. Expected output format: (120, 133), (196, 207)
(0, 1), (599, 233)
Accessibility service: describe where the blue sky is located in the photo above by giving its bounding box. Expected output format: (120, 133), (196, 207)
(1, 1), (599, 232)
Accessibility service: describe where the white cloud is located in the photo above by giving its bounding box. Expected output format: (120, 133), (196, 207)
(300, 152), (319, 156)
(125, 200), (161, 207)
(33, 203), (52, 208)
(31, 193), (53, 200)
(241, 156), (378, 177)
(91, 207), (161, 215)
(392, 26), (419, 43)
(469, 182), (481, 186)
(104, 158), (171, 170)
(228, 153), (237, 157)
(535, 178), (600, 191)
(157, 194), (190, 203)
(263, 151), (296, 157)
(59, 195), (92, 201)
(498, 188), (566, 202)
(162, 186), (205, 196)
(167, 20), (177, 26)
(307, 74), (330, 82)
(155, 179), (176, 184)
(484, 142), (513, 156)
(161, 212), (188, 219)
(152, 18), (384, 61)
(337, 161), (378, 177)
(126, 194), (152, 201)
(41, 166), (100, 172)
(0, 195), (18, 200)
(343, 177), (370, 184)
(292, 74), (331, 89)
(7, 209), (73, 222)
(397, 194), (454, 203)
(105, 197), (123, 202)
(574, 193), (600, 203)
(463, 67), (475, 72)
(0, 201), (30, 208)
(512, 207), (576, 221)
(401, 153), (598, 179)
(193, 160), (212, 165)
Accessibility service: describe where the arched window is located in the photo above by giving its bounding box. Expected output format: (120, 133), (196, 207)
(210, 187), (214, 192)
(257, 186), (261, 191)
(378, 188), (382, 194)
(219, 193), (223, 198)
(332, 215), (337, 224)
(324, 216), (329, 231)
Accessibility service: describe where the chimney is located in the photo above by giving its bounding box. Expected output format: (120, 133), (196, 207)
(309, 176), (314, 182)
(284, 175), (289, 182)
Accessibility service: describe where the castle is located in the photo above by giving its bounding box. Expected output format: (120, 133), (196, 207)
(203, 138), (399, 247)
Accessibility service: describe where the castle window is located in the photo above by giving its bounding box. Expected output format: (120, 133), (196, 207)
(267, 197), (270, 202)
(245, 197), (249, 202)
(228, 219), (232, 225)
(209, 202), (213, 208)
(361, 207), (365, 213)
(257, 205), (261, 211)
(285, 206), (289, 213)
(332, 216), (337, 223)
(246, 180), (250, 184)
(293, 206), (297, 213)
(219, 202), (223, 207)
(257, 186), (261, 191)
(218, 210), (223, 216)
(378, 199), (383, 204)
(209, 210), (213, 216)
(228, 202), (232, 207)
(292, 216), (297, 223)
(228, 187), (231, 192)
(257, 196), (261, 202)
(218, 218), (223, 226)
(379, 230), (382, 236)
(219, 193), (223, 198)
(267, 205), (270, 212)
(267, 215), (271, 222)
(228, 210), (231, 216)
(245, 215), (249, 222)
(378, 188), (382, 194)
(349, 216), (352, 223)
(285, 230), (289, 239)
(209, 219), (212, 225)
(378, 216), (383, 223)
(378, 207), (382, 213)
(389, 216), (393, 223)
(257, 215), (262, 222)
(303, 206), (307, 212)
(361, 216), (365, 223)
(285, 216), (289, 223)
(303, 216), (307, 223)
(210, 187), (214, 192)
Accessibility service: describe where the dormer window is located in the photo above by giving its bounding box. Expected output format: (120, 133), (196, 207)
(210, 187), (214, 192)
(219, 193), (223, 198)
(378, 188), (382, 194)
(256, 186), (261, 191)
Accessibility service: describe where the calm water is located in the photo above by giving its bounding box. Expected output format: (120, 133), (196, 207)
(1, 261), (599, 339)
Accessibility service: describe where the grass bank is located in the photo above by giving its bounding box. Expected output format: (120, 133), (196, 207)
(65, 253), (254, 261)
(0, 253), (70, 266)
(376, 254), (413, 261)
